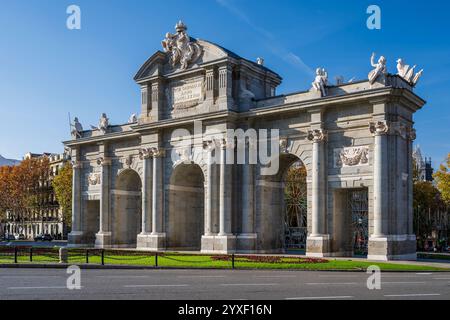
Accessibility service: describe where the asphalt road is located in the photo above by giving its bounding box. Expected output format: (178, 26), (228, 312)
(0, 268), (449, 300)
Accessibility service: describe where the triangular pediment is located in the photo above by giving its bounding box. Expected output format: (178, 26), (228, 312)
(134, 39), (233, 83)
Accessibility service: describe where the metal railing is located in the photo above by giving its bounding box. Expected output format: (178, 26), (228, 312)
(0, 246), (327, 269)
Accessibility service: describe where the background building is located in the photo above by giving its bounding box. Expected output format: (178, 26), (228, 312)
(4, 153), (69, 240)
(413, 145), (434, 182)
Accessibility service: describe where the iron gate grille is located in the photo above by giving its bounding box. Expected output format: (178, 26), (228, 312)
(350, 189), (369, 255)
(284, 163), (307, 249)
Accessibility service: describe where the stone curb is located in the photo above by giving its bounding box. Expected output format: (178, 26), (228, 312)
(1, 264), (450, 273)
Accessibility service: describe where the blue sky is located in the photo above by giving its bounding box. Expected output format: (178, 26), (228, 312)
(0, 0), (449, 167)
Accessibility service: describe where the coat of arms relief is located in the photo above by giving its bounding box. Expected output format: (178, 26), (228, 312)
(334, 146), (370, 168)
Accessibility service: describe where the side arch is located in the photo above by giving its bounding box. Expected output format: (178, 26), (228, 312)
(111, 168), (142, 247)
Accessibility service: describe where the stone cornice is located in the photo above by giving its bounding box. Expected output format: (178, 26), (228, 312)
(63, 130), (140, 148)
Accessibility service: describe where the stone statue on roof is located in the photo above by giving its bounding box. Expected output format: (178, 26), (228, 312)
(312, 67), (329, 97)
(161, 21), (203, 70)
(397, 58), (423, 87)
(71, 117), (83, 139)
(368, 53), (387, 85)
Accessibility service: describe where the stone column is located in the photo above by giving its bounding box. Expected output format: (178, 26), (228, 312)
(205, 69), (215, 104)
(150, 80), (163, 122)
(137, 148), (154, 249)
(237, 140), (257, 252)
(201, 141), (216, 253)
(203, 141), (214, 236)
(145, 147), (166, 251)
(369, 121), (389, 238)
(308, 129), (327, 237)
(216, 139), (236, 253)
(306, 129), (330, 257)
(95, 157), (112, 248)
(218, 65), (234, 110)
(407, 128), (417, 237)
(68, 160), (83, 247)
(219, 140), (230, 236)
(140, 84), (151, 120)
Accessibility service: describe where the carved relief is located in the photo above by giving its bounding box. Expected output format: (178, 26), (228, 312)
(87, 173), (101, 186)
(334, 146), (370, 168)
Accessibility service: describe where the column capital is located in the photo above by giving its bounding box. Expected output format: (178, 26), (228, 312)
(151, 147), (166, 158)
(203, 140), (215, 152)
(307, 129), (327, 143)
(220, 138), (230, 150)
(139, 148), (153, 160)
(408, 127), (417, 141)
(71, 160), (83, 169)
(97, 157), (112, 166)
(369, 121), (389, 136)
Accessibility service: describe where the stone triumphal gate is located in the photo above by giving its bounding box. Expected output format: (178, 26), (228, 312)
(66, 22), (425, 260)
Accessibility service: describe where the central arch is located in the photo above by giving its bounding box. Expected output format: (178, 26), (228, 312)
(112, 169), (142, 248)
(257, 153), (308, 253)
(167, 163), (205, 251)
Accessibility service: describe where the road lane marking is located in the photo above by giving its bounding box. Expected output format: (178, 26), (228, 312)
(253, 276), (298, 278)
(416, 273), (433, 275)
(384, 293), (441, 298)
(124, 284), (189, 288)
(220, 283), (279, 286)
(382, 281), (426, 285)
(177, 276), (226, 278)
(96, 276), (149, 278)
(286, 296), (354, 300)
(306, 282), (358, 286)
(9, 287), (68, 290)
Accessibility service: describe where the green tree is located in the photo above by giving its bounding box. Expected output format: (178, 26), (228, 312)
(52, 163), (73, 229)
(434, 153), (450, 206)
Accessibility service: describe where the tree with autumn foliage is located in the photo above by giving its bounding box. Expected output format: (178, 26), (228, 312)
(0, 157), (50, 234)
(52, 162), (73, 230)
(434, 153), (450, 206)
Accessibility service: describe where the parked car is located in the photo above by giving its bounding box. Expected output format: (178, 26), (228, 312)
(34, 234), (53, 242)
(15, 234), (25, 240)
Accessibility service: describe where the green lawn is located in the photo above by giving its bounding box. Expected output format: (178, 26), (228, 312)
(1, 251), (449, 271)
